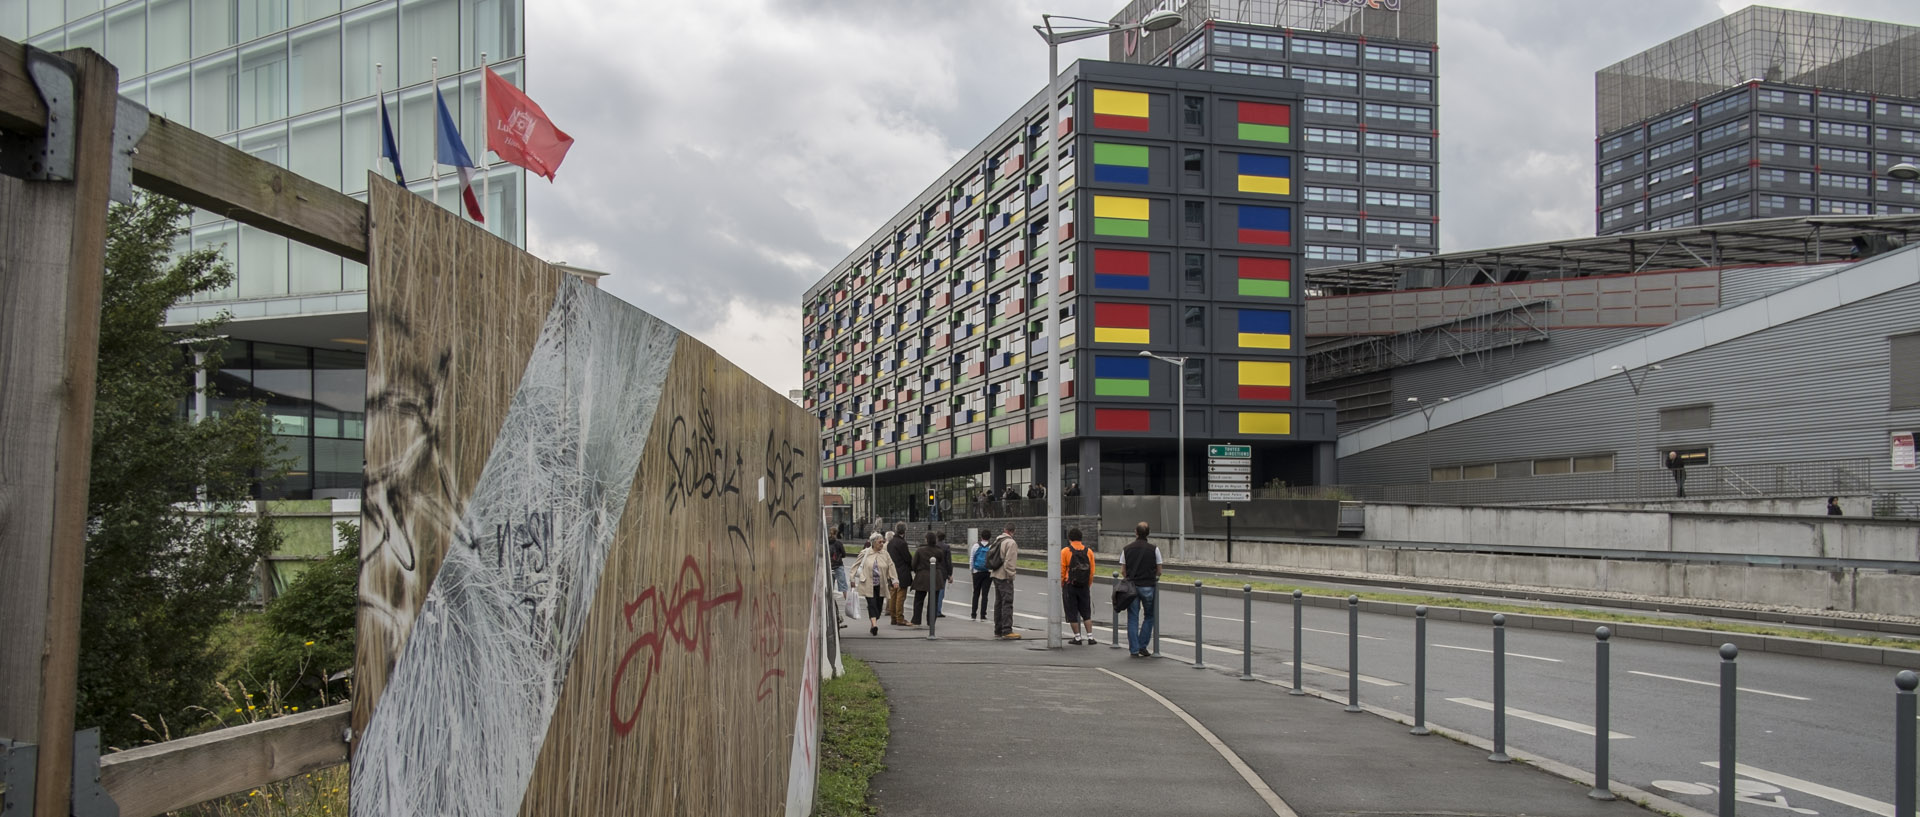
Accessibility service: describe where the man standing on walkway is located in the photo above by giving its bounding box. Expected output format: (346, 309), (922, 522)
(991, 524), (1021, 639)
(887, 522), (913, 626)
(934, 532), (954, 618)
(1060, 527), (1096, 644)
(1121, 521), (1161, 657)
(910, 532), (943, 626)
(829, 525), (850, 628)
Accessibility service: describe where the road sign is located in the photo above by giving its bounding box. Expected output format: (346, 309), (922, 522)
(1207, 463), (1251, 474)
(1221, 509), (1236, 518)
(1208, 491), (1251, 502)
(1207, 444), (1252, 459)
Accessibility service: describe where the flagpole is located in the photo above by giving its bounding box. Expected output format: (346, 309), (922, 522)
(479, 52), (490, 232)
(430, 57), (442, 210)
(375, 62), (384, 183)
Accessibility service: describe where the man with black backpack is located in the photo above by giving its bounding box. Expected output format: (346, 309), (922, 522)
(968, 531), (994, 620)
(1059, 528), (1097, 644)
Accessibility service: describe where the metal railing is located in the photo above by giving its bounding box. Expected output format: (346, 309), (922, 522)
(1333, 457), (1882, 508)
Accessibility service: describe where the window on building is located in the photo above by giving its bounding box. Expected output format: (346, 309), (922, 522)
(1306, 186), (1359, 204)
(1819, 199), (1872, 215)
(1364, 74), (1431, 96)
(1292, 38), (1357, 59)
(1366, 190), (1430, 209)
(1364, 102), (1431, 127)
(1214, 29), (1287, 52)
(1648, 212), (1695, 230)
(1184, 148), (1204, 186)
(1182, 305), (1205, 346)
(1365, 131), (1432, 152)
(1293, 66), (1359, 88)
(1365, 218), (1431, 239)
(1659, 404), (1713, 431)
(1648, 162), (1694, 186)
(1647, 138), (1690, 162)
(1896, 333), (1920, 409)
(1307, 215), (1359, 232)
(1819, 120), (1869, 140)
(1306, 98), (1358, 117)
(1820, 173), (1868, 193)
(1366, 247), (1427, 261)
(1306, 244), (1359, 262)
(1183, 200), (1205, 241)
(1818, 146), (1869, 165)
(1183, 253), (1205, 294)
(1174, 37), (1206, 68)
(1820, 95), (1868, 114)
(1183, 95), (1205, 135)
(1649, 188), (1694, 209)
(1364, 44), (1431, 71)
(1697, 119), (1748, 144)
(1698, 92), (1748, 119)
(1648, 111), (1695, 137)
(1532, 457), (1573, 476)
(1306, 156), (1358, 175)
(1364, 159), (1432, 182)
(1184, 365), (1204, 397)
(1700, 144), (1750, 169)
(1212, 59), (1285, 78)
(1305, 126), (1358, 146)
(1701, 198), (1749, 220)
(1699, 170), (1748, 195)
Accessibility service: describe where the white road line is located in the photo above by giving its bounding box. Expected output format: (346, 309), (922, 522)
(1433, 643), (1563, 663)
(1158, 635), (1246, 657)
(1630, 671), (1811, 701)
(1283, 661), (1402, 687)
(1099, 668), (1299, 817)
(1446, 697), (1633, 739)
(1182, 613), (1247, 622)
(1301, 626), (1386, 641)
(1703, 762), (1891, 816)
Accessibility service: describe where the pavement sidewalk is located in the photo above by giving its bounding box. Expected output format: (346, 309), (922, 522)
(844, 613), (1652, 817)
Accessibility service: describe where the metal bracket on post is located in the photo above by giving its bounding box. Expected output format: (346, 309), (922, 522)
(2, 739), (40, 816)
(0, 730), (117, 817)
(0, 46), (77, 181)
(108, 95), (149, 203)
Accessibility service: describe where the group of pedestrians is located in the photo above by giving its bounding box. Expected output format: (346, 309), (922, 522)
(830, 519), (1167, 655)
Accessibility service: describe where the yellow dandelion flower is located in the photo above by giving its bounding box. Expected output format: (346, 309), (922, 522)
(247, 705), (255, 710)
(305, 640), (315, 645)
(291, 706), (299, 711)
(250, 790), (259, 796)
(234, 708), (242, 713)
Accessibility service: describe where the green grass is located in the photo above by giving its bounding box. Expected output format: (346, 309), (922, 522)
(1013, 559), (1920, 650)
(814, 657), (890, 817)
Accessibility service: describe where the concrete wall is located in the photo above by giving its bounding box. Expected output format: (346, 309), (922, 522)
(1363, 502), (1920, 560)
(1563, 496), (1866, 516)
(1100, 496), (1338, 537)
(1113, 533), (1920, 616)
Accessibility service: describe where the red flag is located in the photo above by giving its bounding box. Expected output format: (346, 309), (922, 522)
(485, 67), (574, 181)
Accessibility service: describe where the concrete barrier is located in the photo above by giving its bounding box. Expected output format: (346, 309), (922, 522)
(1363, 502), (1920, 560)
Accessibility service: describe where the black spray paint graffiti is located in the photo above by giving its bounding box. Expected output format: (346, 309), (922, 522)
(662, 389), (813, 568)
(450, 510), (557, 635)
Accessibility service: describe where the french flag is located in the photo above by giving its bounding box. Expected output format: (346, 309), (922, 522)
(434, 87), (484, 222)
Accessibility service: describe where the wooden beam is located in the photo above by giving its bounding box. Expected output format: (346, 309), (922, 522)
(0, 37), (369, 263)
(98, 704), (350, 817)
(0, 46), (116, 817)
(131, 116), (368, 263)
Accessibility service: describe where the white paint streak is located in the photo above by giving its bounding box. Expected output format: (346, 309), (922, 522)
(352, 279), (679, 817)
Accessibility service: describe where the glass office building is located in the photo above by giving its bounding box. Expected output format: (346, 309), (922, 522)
(1107, 0), (1441, 268)
(1596, 6), (1920, 234)
(4, 0), (527, 499)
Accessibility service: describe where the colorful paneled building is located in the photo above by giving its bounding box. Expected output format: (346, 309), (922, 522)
(801, 62), (1337, 514)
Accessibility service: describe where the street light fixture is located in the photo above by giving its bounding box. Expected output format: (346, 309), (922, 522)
(1890, 163), (1920, 181)
(1140, 350), (1189, 556)
(1034, 7), (1183, 650)
(1406, 395), (1450, 430)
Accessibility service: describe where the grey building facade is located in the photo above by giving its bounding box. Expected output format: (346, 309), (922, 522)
(803, 61), (1334, 520)
(1108, 0), (1440, 268)
(1596, 5), (1920, 234)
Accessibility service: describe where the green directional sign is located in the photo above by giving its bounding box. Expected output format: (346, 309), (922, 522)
(1207, 444), (1252, 459)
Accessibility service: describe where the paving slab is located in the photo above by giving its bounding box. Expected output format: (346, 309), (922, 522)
(846, 613), (1654, 817)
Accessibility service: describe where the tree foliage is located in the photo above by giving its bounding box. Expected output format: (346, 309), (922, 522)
(242, 522), (360, 709)
(78, 194), (286, 746)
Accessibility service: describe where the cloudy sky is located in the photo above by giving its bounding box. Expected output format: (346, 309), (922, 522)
(522, 0), (1917, 397)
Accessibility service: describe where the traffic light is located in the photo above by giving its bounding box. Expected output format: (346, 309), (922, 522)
(927, 486), (936, 507)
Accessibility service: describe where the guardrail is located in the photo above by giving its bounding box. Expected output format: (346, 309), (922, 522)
(1329, 458), (1881, 508)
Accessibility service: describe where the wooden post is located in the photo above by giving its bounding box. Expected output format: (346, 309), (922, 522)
(0, 46), (119, 817)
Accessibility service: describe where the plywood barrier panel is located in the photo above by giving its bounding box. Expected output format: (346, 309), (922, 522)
(353, 177), (821, 816)
(354, 177), (564, 740)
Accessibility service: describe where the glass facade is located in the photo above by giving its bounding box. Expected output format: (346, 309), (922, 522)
(9, 0), (527, 499)
(8, 0), (528, 312)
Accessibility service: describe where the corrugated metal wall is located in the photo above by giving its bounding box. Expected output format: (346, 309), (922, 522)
(1340, 269), (1920, 504)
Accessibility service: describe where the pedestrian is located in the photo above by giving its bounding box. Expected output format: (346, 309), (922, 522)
(1121, 521), (1161, 657)
(1828, 496), (1844, 516)
(990, 524), (1021, 639)
(828, 525), (850, 629)
(934, 532), (954, 618)
(968, 531), (994, 619)
(1665, 450), (1687, 498)
(1003, 485), (1022, 503)
(886, 522), (913, 626)
(848, 533), (899, 636)
(1027, 482), (1045, 500)
(1060, 527), (1096, 644)
(910, 532), (943, 626)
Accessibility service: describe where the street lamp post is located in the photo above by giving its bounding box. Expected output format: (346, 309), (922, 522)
(1035, 8), (1181, 649)
(1140, 351), (1189, 554)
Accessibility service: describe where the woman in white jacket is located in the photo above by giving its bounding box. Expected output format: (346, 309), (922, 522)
(848, 532), (900, 636)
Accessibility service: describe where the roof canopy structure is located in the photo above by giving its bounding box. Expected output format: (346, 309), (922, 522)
(1306, 213), (1920, 295)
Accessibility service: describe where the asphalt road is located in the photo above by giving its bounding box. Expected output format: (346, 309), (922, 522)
(919, 574), (1920, 817)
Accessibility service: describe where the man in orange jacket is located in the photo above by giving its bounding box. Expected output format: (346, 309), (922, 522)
(1060, 528), (1097, 644)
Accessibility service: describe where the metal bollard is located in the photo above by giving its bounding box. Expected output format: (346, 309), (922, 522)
(1345, 595), (1361, 713)
(1194, 580), (1206, 669)
(1489, 614), (1510, 762)
(1591, 627), (1615, 800)
(1897, 670), (1917, 817)
(1719, 644), (1738, 817)
(926, 557), (939, 640)
(1290, 589), (1305, 695)
(1111, 572), (1124, 649)
(1241, 585), (1254, 681)
(1153, 585), (1162, 657)
(1412, 606), (1429, 735)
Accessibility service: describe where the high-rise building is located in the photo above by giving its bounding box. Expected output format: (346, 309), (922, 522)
(4, 0), (527, 499)
(802, 61), (1335, 520)
(1109, 0), (1440, 267)
(1595, 5), (1920, 234)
